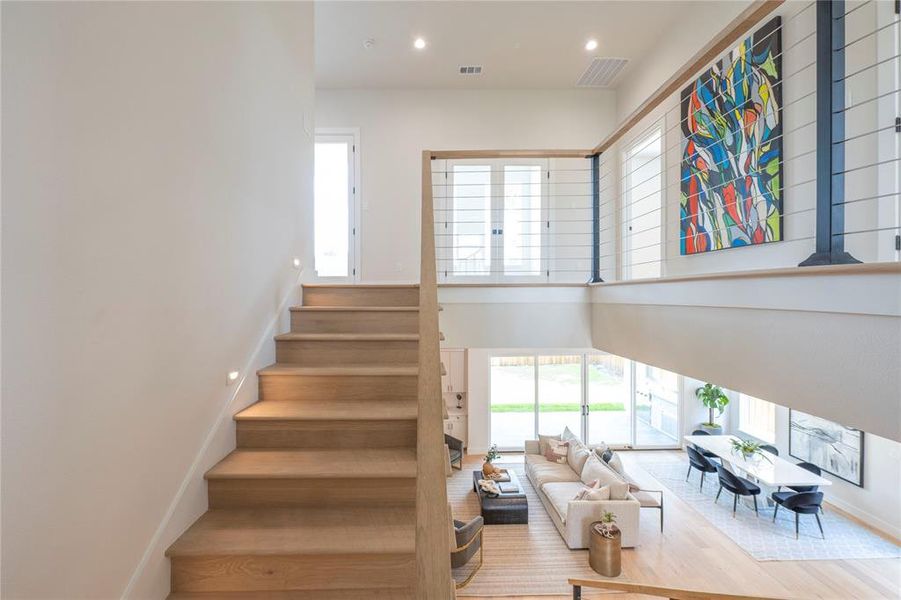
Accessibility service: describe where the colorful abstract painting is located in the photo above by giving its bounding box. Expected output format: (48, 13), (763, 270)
(680, 17), (782, 255)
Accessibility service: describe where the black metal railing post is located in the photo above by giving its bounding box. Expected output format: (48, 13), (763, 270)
(591, 152), (603, 282)
(800, 0), (860, 265)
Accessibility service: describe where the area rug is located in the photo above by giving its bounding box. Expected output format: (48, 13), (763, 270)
(640, 454), (901, 562)
(449, 463), (608, 597)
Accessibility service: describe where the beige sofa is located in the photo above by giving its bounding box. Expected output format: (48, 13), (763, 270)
(524, 440), (640, 549)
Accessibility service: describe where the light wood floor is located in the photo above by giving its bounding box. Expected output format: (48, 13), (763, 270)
(459, 452), (900, 600)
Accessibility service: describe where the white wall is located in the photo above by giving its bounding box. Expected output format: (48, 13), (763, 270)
(315, 88), (616, 282)
(614, 1), (752, 121)
(1, 2), (314, 598)
(590, 267), (901, 443)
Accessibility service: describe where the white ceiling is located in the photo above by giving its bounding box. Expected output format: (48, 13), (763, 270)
(314, 1), (700, 90)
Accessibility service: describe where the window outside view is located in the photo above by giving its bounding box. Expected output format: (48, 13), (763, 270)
(452, 165), (492, 276)
(314, 139), (351, 277)
(489, 353), (680, 450)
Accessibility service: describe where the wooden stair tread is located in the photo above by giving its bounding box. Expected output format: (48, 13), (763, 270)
(205, 449), (417, 479)
(290, 306), (418, 312)
(275, 333), (419, 341)
(257, 364), (418, 377)
(166, 506), (414, 557)
(235, 399), (416, 421)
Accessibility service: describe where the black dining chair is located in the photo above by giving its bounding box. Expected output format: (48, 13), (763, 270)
(759, 444), (779, 456)
(690, 429), (720, 461)
(774, 461), (825, 513)
(685, 446), (718, 491)
(772, 491), (825, 539)
(715, 464), (761, 517)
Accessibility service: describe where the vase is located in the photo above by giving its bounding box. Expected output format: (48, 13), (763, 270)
(699, 423), (723, 435)
(482, 460), (496, 476)
(589, 523), (621, 577)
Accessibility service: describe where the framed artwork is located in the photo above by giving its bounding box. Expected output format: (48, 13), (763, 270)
(680, 16), (783, 255)
(789, 409), (864, 487)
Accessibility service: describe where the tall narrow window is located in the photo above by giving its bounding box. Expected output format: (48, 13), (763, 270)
(622, 127), (663, 280)
(739, 393), (776, 443)
(314, 134), (355, 278)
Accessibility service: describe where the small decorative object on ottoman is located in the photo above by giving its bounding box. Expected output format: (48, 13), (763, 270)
(482, 444), (501, 476)
(589, 512), (621, 577)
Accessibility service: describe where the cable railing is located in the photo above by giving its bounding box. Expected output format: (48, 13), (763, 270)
(431, 154), (595, 284)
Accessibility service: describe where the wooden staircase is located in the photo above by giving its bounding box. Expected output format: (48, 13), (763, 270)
(166, 284), (440, 598)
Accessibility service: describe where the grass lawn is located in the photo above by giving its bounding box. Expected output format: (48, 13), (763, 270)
(491, 402), (625, 413)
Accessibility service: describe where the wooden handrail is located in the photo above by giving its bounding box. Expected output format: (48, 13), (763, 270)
(415, 150), (454, 598)
(591, 0), (784, 154)
(429, 149), (592, 159)
(569, 578), (787, 600)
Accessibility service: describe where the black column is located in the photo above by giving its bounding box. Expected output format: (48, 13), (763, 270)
(800, 0), (860, 266)
(590, 152), (604, 282)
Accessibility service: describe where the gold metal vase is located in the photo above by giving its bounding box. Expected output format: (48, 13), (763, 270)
(589, 524), (621, 577)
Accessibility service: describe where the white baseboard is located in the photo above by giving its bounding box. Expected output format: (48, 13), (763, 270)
(825, 495), (901, 542)
(120, 272), (303, 599)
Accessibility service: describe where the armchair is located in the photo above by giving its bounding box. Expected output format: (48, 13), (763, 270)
(445, 434), (463, 471)
(451, 515), (484, 589)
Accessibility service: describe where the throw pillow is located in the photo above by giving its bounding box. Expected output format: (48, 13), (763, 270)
(561, 426), (579, 443)
(538, 433), (562, 455)
(566, 440), (591, 474)
(597, 447), (614, 463)
(589, 441), (608, 454)
(584, 485), (612, 501)
(572, 479), (601, 501)
(607, 481), (630, 500)
(606, 451), (625, 475)
(580, 454), (618, 486)
(544, 439), (569, 463)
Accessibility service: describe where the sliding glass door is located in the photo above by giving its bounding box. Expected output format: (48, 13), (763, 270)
(537, 355), (583, 439)
(586, 354), (632, 446)
(489, 352), (681, 450)
(489, 356), (536, 450)
(634, 363), (680, 447)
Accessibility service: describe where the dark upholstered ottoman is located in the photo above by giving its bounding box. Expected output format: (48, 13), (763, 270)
(472, 470), (529, 525)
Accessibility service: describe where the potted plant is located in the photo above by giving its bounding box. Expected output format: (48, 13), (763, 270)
(589, 511), (621, 577)
(730, 438), (773, 463)
(696, 383), (729, 434)
(482, 444), (501, 476)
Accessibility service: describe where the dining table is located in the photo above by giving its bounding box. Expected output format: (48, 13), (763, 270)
(683, 434), (831, 506)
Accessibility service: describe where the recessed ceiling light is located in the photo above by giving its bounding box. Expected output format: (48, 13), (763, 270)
(414, 37), (427, 50)
(585, 39), (598, 51)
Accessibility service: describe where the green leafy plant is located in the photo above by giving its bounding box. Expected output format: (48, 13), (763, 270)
(729, 438), (772, 463)
(696, 383), (729, 426)
(594, 511), (619, 539)
(484, 444), (501, 463)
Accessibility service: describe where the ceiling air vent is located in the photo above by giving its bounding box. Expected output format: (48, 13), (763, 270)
(459, 65), (483, 75)
(576, 57), (628, 87)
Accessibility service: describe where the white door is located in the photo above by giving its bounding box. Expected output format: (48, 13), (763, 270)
(314, 132), (358, 280)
